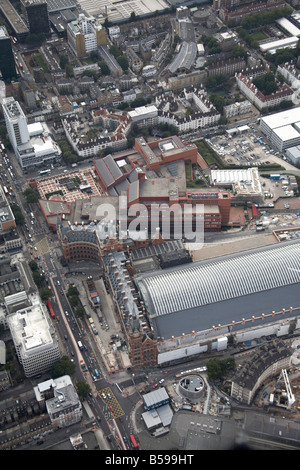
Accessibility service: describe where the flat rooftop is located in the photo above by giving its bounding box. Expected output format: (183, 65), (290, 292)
(261, 107), (300, 130)
(77, 0), (169, 22)
(272, 125), (300, 141)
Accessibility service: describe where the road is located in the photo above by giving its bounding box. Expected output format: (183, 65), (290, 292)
(0, 149), (140, 450)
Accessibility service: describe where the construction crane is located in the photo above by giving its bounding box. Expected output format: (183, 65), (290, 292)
(278, 369), (295, 409)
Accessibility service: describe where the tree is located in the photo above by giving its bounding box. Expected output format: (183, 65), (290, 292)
(98, 61), (110, 76)
(90, 50), (99, 62)
(10, 204), (25, 225)
(65, 63), (74, 78)
(32, 271), (45, 288)
(28, 260), (38, 271)
(76, 307), (85, 319)
(210, 94), (226, 113)
(253, 72), (277, 95)
(76, 381), (91, 399)
(231, 44), (247, 59)
(206, 357), (235, 381)
(130, 11), (137, 22)
(117, 55), (129, 72)
(59, 54), (69, 69)
(110, 45), (121, 59)
(50, 356), (76, 378)
(69, 295), (79, 307)
(67, 286), (79, 297)
(40, 288), (52, 301)
(23, 187), (40, 204)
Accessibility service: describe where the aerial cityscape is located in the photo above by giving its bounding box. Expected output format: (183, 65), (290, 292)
(0, 0), (300, 454)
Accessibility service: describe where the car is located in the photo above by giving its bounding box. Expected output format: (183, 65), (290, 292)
(123, 436), (127, 443)
(108, 393), (112, 399)
(109, 406), (113, 412)
(159, 379), (165, 384)
(65, 311), (68, 316)
(153, 383), (158, 389)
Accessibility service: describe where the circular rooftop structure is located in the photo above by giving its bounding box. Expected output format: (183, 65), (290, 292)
(179, 374), (205, 401)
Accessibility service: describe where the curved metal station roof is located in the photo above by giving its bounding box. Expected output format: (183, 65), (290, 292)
(136, 241), (300, 318)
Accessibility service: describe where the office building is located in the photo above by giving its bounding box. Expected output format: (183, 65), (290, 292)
(67, 14), (107, 58)
(2, 97), (61, 169)
(7, 303), (61, 377)
(21, 0), (50, 35)
(0, 26), (17, 81)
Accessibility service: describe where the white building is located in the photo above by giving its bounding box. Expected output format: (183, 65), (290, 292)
(108, 25), (120, 39)
(210, 167), (262, 197)
(2, 97), (61, 170)
(34, 375), (83, 428)
(275, 17), (300, 38)
(142, 65), (157, 77)
(259, 36), (299, 54)
(260, 107), (300, 152)
(277, 63), (300, 90)
(235, 72), (293, 110)
(128, 105), (158, 128)
(271, 125), (300, 151)
(2, 98), (29, 150)
(286, 145), (300, 165)
(223, 100), (252, 118)
(7, 303), (61, 377)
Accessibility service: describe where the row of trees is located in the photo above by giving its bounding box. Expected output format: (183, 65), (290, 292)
(109, 45), (129, 72)
(265, 40), (300, 66)
(58, 139), (82, 165)
(28, 259), (52, 300)
(240, 6), (293, 31)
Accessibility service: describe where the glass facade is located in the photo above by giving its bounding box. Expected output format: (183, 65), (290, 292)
(0, 27), (17, 81)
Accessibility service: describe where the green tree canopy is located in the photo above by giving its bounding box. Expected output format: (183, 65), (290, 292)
(59, 54), (69, 69)
(23, 187), (40, 204)
(117, 55), (129, 72)
(10, 204), (25, 225)
(98, 61), (110, 75)
(51, 356), (76, 379)
(206, 357), (235, 381)
(253, 72), (277, 95)
(76, 380), (91, 399)
(28, 260), (38, 271)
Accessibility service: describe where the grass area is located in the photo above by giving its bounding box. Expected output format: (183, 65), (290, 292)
(32, 53), (50, 73)
(195, 139), (225, 168)
(249, 31), (268, 42)
(185, 161), (192, 181)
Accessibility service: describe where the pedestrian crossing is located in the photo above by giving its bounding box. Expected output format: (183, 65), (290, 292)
(98, 387), (124, 419)
(35, 237), (51, 256)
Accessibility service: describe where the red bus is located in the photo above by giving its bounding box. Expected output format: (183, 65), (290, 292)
(252, 205), (257, 217)
(130, 434), (138, 449)
(46, 300), (55, 318)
